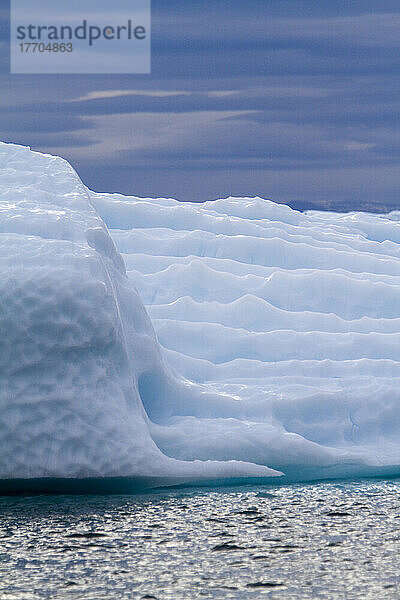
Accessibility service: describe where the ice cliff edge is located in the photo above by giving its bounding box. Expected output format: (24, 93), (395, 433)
(0, 142), (279, 483)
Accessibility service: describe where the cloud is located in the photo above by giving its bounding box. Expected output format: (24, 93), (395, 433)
(345, 142), (376, 151)
(70, 89), (193, 101)
(70, 89), (241, 102)
(41, 107), (389, 175)
(42, 110), (257, 160)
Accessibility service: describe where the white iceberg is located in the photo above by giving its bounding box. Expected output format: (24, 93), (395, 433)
(1, 141), (400, 488)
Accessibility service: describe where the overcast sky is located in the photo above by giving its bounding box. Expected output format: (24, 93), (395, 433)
(1, 0), (400, 210)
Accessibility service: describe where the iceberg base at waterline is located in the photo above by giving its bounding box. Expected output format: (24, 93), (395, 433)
(1, 141), (400, 492)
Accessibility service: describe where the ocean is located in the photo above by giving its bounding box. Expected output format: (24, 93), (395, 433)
(1, 479), (399, 599)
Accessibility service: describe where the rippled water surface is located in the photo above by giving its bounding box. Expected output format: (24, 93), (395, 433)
(1, 480), (399, 599)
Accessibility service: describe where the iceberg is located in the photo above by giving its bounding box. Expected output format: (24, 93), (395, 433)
(1, 141), (400, 489)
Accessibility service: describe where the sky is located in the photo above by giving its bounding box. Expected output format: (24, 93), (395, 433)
(1, 0), (400, 211)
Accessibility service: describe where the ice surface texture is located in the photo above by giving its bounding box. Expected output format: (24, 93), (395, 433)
(0, 142), (278, 483)
(1, 142), (400, 485)
(93, 187), (400, 481)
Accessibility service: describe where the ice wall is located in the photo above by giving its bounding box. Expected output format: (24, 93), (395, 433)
(92, 191), (400, 481)
(0, 142), (279, 484)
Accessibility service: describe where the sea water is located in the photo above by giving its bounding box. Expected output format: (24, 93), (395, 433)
(1, 479), (399, 599)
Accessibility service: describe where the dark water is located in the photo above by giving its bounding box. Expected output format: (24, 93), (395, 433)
(0, 479), (399, 599)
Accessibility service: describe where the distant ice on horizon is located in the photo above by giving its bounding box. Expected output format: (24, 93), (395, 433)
(2, 141), (400, 486)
